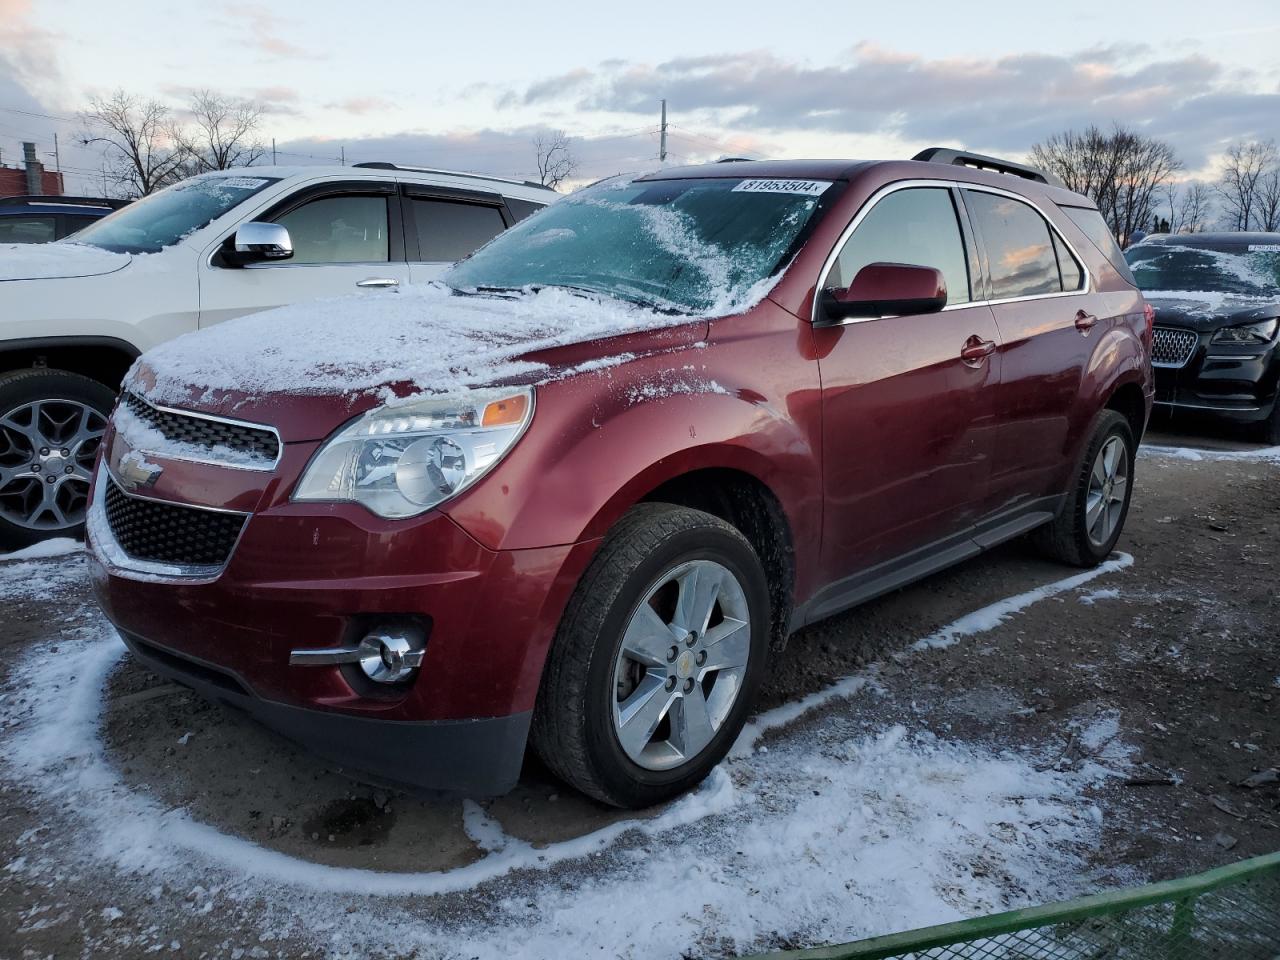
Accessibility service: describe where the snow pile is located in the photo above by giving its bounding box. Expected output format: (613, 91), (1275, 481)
(0, 241), (130, 282)
(0, 537), (81, 561)
(129, 283), (719, 406)
(1141, 444), (1280, 464)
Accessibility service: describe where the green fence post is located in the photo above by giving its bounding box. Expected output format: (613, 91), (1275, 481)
(1168, 895), (1195, 957)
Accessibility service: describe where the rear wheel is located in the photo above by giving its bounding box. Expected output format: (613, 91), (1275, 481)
(1034, 410), (1135, 568)
(0, 369), (113, 551)
(531, 503), (770, 808)
(1260, 401), (1280, 446)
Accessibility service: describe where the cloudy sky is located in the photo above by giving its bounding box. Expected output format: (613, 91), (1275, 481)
(3, 0), (1278, 194)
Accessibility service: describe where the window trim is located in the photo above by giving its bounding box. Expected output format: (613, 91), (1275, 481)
(208, 179), (403, 269)
(960, 183), (1092, 307)
(399, 185), (511, 264)
(811, 179), (1092, 326)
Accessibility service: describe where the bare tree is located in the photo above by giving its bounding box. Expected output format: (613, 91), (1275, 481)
(1029, 124), (1181, 247)
(1165, 181), (1213, 234)
(174, 90), (266, 174)
(79, 90), (186, 197)
(1216, 140), (1277, 231)
(533, 130), (578, 190)
(1257, 167), (1280, 232)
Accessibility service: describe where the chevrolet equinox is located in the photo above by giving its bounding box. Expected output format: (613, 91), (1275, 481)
(87, 150), (1154, 808)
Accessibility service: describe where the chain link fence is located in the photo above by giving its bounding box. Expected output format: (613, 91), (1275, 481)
(744, 851), (1280, 960)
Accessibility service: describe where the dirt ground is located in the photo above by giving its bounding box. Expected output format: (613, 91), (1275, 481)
(1, 416), (1277, 959)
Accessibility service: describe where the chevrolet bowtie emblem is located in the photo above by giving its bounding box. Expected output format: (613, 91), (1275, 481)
(116, 449), (162, 491)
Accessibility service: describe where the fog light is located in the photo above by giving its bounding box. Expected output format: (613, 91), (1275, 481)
(357, 631), (424, 683)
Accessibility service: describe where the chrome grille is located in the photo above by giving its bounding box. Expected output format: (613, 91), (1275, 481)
(103, 477), (246, 569)
(121, 393), (280, 462)
(1152, 327), (1199, 368)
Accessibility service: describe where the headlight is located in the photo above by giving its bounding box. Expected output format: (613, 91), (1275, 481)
(1211, 319), (1278, 345)
(294, 388), (533, 518)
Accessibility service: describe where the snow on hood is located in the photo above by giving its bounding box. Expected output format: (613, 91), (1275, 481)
(128, 281), (752, 408)
(0, 241), (131, 281)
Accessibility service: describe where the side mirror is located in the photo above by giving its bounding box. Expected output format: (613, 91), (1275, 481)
(821, 262), (947, 322)
(224, 221), (293, 266)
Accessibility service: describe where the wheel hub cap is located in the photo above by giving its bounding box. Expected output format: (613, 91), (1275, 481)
(611, 558), (752, 772)
(0, 398), (107, 532)
(1085, 435), (1129, 548)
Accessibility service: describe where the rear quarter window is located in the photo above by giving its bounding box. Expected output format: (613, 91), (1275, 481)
(1060, 205), (1137, 286)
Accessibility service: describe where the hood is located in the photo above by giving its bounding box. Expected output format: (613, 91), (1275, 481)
(1143, 290), (1280, 333)
(0, 241), (132, 281)
(126, 283), (710, 442)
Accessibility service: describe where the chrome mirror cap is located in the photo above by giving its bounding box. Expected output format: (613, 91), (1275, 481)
(233, 221), (293, 261)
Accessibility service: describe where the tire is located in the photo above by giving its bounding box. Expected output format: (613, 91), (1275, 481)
(1034, 409), (1135, 568)
(0, 368), (115, 551)
(1259, 402), (1280, 446)
(531, 503), (771, 808)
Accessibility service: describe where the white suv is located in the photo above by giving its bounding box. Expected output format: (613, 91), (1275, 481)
(0, 163), (554, 548)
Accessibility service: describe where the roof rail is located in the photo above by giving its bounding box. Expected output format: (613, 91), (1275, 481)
(0, 194), (129, 209)
(350, 161), (556, 193)
(911, 148), (1064, 188)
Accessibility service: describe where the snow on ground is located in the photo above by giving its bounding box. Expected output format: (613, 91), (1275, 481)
(0, 543), (86, 602)
(0, 551), (1139, 959)
(1141, 443), (1280, 464)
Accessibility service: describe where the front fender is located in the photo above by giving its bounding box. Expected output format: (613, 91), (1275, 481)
(442, 303), (823, 584)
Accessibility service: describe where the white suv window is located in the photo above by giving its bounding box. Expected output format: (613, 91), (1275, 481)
(275, 194), (389, 264)
(411, 199), (506, 262)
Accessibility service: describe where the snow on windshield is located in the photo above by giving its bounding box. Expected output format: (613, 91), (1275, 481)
(447, 174), (826, 314)
(1128, 243), (1280, 298)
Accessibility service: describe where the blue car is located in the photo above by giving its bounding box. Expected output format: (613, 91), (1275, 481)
(0, 195), (129, 243)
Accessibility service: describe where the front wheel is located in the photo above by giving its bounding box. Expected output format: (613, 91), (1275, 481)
(1034, 409), (1135, 567)
(531, 503), (770, 808)
(0, 369), (114, 551)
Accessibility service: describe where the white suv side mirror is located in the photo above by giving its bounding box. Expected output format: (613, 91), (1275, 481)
(229, 222), (293, 265)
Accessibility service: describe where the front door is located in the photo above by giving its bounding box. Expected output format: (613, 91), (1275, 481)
(198, 185), (410, 327)
(814, 184), (1001, 591)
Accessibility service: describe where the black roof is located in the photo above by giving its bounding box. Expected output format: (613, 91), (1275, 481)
(0, 194), (128, 210)
(1137, 231), (1280, 247)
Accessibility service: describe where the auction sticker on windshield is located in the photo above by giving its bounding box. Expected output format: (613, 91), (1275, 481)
(218, 177), (271, 190)
(732, 179), (831, 196)
(1248, 244), (1280, 252)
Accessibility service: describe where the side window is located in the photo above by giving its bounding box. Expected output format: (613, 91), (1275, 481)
(274, 194), (389, 264)
(966, 191), (1061, 299)
(1053, 232), (1084, 291)
(411, 199), (507, 262)
(828, 187), (971, 306)
(1061, 205), (1137, 285)
(504, 197), (546, 223)
(59, 216), (99, 239)
(0, 216), (56, 243)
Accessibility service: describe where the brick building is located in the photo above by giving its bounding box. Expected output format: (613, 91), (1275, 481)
(0, 142), (65, 197)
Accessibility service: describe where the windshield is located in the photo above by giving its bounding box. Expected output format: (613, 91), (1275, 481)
(1125, 242), (1280, 298)
(70, 174), (280, 254)
(445, 175), (834, 314)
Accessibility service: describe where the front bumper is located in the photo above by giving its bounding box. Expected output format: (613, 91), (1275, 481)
(1152, 332), (1279, 424)
(87, 469), (594, 796)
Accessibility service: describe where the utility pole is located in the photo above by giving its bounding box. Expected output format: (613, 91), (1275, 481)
(340, 146), (345, 166)
(659, 99), (668, 163)
(53, 132), (60, 174)
(272, 138), (277, 164)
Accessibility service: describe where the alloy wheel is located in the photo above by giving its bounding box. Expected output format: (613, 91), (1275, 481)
(0, 398), (107, 531)
(611, 558), (752, 771)
(1085, 435), (1128, 548)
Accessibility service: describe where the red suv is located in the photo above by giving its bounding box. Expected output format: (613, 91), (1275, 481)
(87, 150), (1153, 808)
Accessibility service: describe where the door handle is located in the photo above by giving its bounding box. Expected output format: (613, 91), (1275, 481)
(1074, 310), (1098, 333)
(960, 335), (997, 365)
(356, 277), (400, 288)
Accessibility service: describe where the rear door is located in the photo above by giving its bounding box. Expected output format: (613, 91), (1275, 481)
(198, 181), (410, 327)
(961, 187), (1094, 513)
(401, 185), (512, 283)
(814, 183), (1002, 590)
